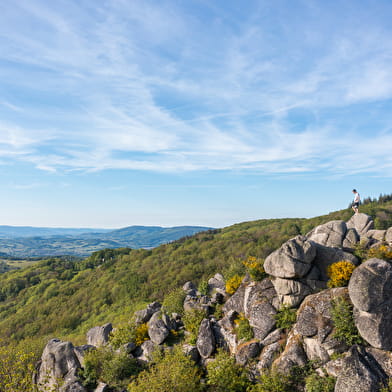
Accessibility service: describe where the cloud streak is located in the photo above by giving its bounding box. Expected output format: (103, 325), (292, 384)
(0, 0), (391, 177)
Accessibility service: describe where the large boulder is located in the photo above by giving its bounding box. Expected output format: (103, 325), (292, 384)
(197, 319), (216, 358)
(235, 340), (261, 366)
(134, 302), (162, 324)
(334, 345), (387, 392)
(349, 258), (392, 350)
(147, 312), (170, 345)
(208, 273), (226, 295)
(346, 213), (374, 235)
(307, 220), (347, 248)
(264, 236), (316, 279)
(222, 282), (247, 314)
(271, 277), (312, 307)
(272, 331), (307, 374)
(257, 342), (282, 370)
(296, 288), (349, 363)
(34, 339), (85, 392)
(86, 323), (112, 347)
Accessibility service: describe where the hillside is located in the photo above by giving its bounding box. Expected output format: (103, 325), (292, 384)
(0, 225), (212, 259)
(0, 197), (391, 346)
(2, 198), (392, 391)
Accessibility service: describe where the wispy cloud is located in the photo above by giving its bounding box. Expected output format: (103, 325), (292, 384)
(0, 0), (391, 176)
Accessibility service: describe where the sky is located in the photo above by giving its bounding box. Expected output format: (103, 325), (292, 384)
(0, 0), (392, 229)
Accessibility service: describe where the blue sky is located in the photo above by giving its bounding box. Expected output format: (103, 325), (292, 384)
(0, 0), (392, 228)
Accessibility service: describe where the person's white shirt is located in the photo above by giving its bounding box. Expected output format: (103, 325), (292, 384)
(354, 193), (360, 203)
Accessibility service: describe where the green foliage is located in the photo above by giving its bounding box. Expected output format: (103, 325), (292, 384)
(182, 309), (206, 344)
(367, 244), (392, 261)
(226, 274), (243, 295)
(81, 346), (141, 390)
(305, 373), (335, 392)
(274, 305), (297, 330)
(213, 303), (223, 320)
(243, 256), (267, 281)
(128, 346), (203, 392)
(234, 313), (254, 341)
(162, 287), (186, 315)
(249, 370), (293, 392)
(206, 349), (250, 392)
(110, 322), (149, 349)
(380, 378), (392, 392)
(0, 340), (36, 392)
(331, 297), (364, 346)
(327, 261), (356, 288)
(198, 279), (209, 296)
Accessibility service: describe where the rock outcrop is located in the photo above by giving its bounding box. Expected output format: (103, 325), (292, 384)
(349, 258), (392, 350)
(34, 339), (85, 392)
(86, 323), (112, 347)
(147, 311), (170, 345)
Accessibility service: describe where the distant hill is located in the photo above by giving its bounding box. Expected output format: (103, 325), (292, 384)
(0, 225), (212, 258)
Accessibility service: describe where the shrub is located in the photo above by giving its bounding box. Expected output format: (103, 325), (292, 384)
(110, 322), (149, 349)
(243, 256), (267, 281)
(129, 346), (203, 392)
(305, 373), (335, 392)
(0, 341), (36, 392)
(81, 346), (141, 390)
(226, 275), (243, 295)
(331, 296), (363, 346)
(182, 309), (206, 344)
(249, 369), (293, 392)
(327, 261), (356, 288)
(367, 244), (392, 261)
(206, 349), (250, 392)
(234, 313), (254, 341)
(162, 287), (186, 315)
(198, 279), (209, 296)
(274, 305), (297, 330)
(380, 378), (392, 392)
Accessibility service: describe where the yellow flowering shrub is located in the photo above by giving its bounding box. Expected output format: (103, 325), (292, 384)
(225, 275), (243, 295)
(0, 341), (36, 392)
(367, 244), (392, 261)
(233, 313), (253, 341)
(327, 261), (356, 288)
(134, 323), (149, 346)
(243, 256), (267, 281)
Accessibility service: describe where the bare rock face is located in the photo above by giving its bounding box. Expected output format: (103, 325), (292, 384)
(346, 213), (374, 235)
(182, 344), (200, 362)
(264, 236), (316, 279)
(235, 340), (261, 366)
(86, 323), (112, 347)
(271, 277), (312, 307)
(386, 227), (392, 246)
(134, 340), (161, 362)
(257, 342), (281, 370)
(222, 282), (247, 314)
(349, 258), (392, 350)
(147, 311), (170, 345)
(196, 319), (216, 358)
(134, 302), (162, 324)
(295, 288), (349, 363)
(208, 273), (226, 295)
(272, 331), (307, 374)
(342, 228), (360, 251)
(307, 220), (347, 248)
(334, 345), (387, 392)
(34, 339), (85, 392)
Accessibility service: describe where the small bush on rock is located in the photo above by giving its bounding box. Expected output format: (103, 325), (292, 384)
(243, 256), (267, 281)
(234, 313), (254, 341)
(331, 297), (364, 346)
(162, 287), (186, 315)
(327, 261), (356, 288)
(367, 244), (392, 261)
(128, 346), (203, 392)
(81, 346), (141, 390)
(110, 321), (149, 349)
(198, 279), (209, 296)
(226, 275), (243, 295)
(182, 309), (206, 344)
(206, 349), (250, 392)
(274, 305), (297, 330)
(249, 369), (293, 392)
(305, 373), (335, 392)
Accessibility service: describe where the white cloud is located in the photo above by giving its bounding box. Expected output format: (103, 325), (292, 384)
(0, 0), (391, 177)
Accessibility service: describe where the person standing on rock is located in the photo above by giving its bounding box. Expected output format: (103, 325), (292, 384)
(352, 189), (360, 214)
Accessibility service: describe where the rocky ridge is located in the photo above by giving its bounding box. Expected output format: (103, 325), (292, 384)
(34, 213), (392, 392)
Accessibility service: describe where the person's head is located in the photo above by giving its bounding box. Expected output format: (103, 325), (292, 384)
(352, 189), (357, 193)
